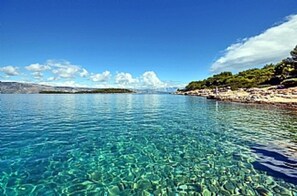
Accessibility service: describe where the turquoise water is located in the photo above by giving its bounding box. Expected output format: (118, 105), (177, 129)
(0, 94), (297, 195)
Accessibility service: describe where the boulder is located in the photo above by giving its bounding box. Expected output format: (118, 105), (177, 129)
(281, 78), (297, 88)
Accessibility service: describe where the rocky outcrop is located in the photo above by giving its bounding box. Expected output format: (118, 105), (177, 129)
(176, 86), (297, 109)
(175, 89), (213, 96)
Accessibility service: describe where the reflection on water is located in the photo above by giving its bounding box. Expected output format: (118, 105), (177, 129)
(251, 145), (297, 185)
(0, 94), (296, 195)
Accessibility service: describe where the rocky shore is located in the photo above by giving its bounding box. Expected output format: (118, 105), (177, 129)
(176, 86), (297, 109)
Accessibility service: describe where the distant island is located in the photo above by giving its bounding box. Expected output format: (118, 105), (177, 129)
(0, 81), (178, 94)
(177, 46), (297, 109)
(0, 82), (134, 94)
(40, 88), (134, 94)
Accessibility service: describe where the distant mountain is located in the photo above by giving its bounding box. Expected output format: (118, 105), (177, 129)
(0, 81), (100, 94)
(0, 81), (178, 94)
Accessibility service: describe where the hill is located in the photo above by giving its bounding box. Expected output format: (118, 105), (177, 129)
(181, 46), (297, 91)
(0, 82), (133, 94)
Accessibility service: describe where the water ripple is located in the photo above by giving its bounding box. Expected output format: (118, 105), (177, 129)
(0, 94), (296, 195)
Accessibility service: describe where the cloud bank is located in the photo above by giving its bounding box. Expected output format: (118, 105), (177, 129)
(1, 59), (181, 89)
(115, 71), (168, 89)
(211, 14), (297, 73)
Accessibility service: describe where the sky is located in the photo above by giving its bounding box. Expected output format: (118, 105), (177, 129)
(1, 0), (297, 89)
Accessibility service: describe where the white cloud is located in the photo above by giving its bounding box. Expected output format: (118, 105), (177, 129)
(211, 14), (297, 73)
(90, 71), (111, 82)
(48, 60), (81, 78)
(25, 63), (51, 79)
(32, 72), (43, 79)
(25, 60), (91, 80)
(52, 66), (80, 78)
(80, 68), (89, 77)
(25, 63), (50, 72)
(114, 71), (172, 89)
(114, 71), (168, 89)
(115, 72), (138, 85)
(40, 80), (88, 88)
(47, 77), (56, 81)
(0, 66), (19, 76)
(141, 71), (166, 88)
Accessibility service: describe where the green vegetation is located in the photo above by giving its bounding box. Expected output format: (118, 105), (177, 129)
(40, 88), (134, 94)
(184, 45), (297, 91)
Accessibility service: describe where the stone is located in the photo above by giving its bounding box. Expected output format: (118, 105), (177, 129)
(177, 184), (187, 191)
(256, 186), (271, 196)
(202, 188), (211, 196)
(137, 179), (152, 190)
(108, 185), (121, 195)
(224, 181), (235, 192)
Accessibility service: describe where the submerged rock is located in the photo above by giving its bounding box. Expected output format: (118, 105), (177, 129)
(177, 184), (187, 191)
(224, 181), (235, 192)
(108, 185), (121, 195)
(135, 179), (152, 190)
(202, 188), (211, 196)
(256, 186), (272, 196)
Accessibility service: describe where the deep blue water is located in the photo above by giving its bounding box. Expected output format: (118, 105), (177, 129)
(0, 94), (297, 195)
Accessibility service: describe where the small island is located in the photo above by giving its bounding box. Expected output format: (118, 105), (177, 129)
(39, 88), (134, 94)
(177, 46), (297, 109)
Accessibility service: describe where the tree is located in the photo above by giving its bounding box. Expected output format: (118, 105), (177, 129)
(275, 45), (297, 79)
(182, 45), (297, 91)
(290, 45), (297, 61)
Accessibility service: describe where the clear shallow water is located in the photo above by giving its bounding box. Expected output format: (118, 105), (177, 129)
(0, 94), (297, 195)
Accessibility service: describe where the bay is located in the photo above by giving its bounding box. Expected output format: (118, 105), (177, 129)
(0, 94), (296, 195)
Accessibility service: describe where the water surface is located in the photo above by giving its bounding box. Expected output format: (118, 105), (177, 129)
(0, 94), (297, 195)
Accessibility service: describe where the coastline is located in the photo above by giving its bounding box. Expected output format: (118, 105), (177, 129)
(176, 86), (297, 110)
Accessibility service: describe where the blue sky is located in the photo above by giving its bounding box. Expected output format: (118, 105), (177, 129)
(1, 0), (297, 88)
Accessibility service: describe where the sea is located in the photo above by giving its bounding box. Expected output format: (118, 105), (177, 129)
(0, 94), (296, 195)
